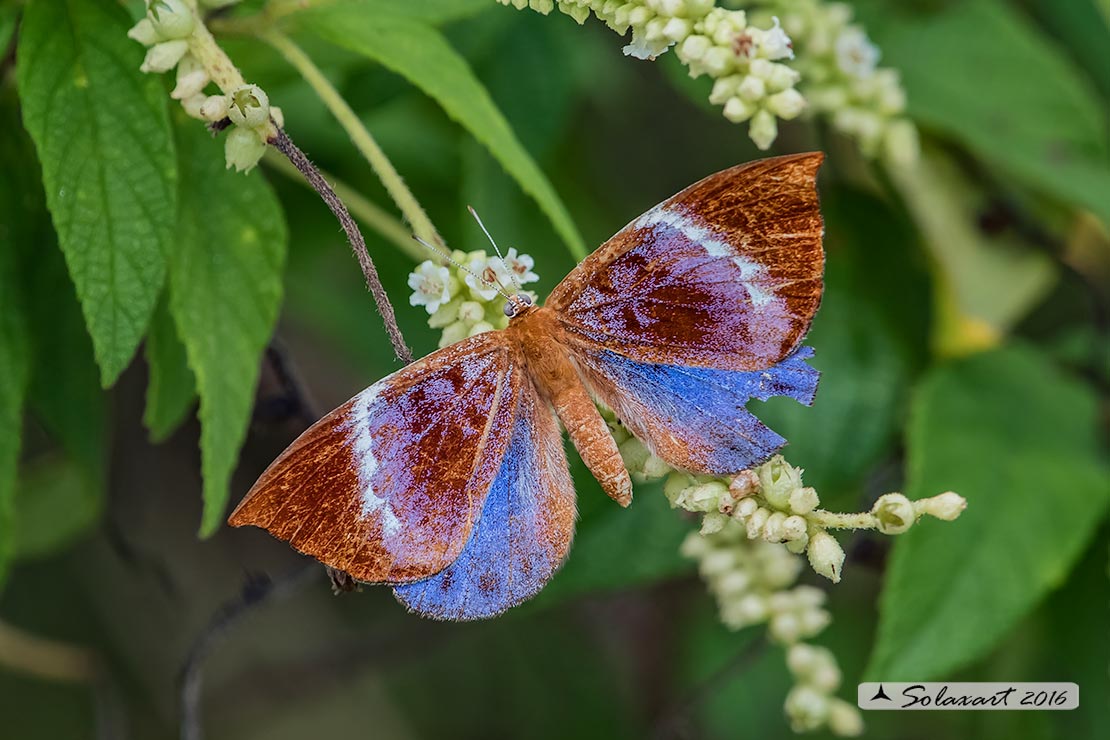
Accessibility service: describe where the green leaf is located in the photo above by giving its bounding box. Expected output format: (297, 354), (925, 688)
(0, 3), (18, 54)
(169, 120), (287, 537)
(298, 8), (587, 259)
(867, 344), (1110, 681)
(876, 0), (1110, 228)
(144, 295), (196, 442)
(16, 0), (177, 386)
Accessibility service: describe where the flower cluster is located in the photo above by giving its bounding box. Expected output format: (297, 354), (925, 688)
(499, 1), (917, 164)
(408, 250), (540, 347)
(785, 644), (864, 735)
(128, 0), (279, 172)
(738, 0), (918, 165)
(681, 527), (861, 734)
(496, 1), (806, 150)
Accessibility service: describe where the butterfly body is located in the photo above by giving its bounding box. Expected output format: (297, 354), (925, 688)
(508, 304), (633, 507)
(230, 153), (826, 620)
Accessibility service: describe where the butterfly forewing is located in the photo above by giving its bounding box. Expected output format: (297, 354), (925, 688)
(393, 379), (576, 620)
(228, 332), (522, 583)
(548, 152), (824, 372)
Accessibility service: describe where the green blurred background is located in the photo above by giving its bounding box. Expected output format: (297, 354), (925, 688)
(0, 0), (1107, 738)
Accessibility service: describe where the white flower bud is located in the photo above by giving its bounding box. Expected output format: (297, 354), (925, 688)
(140, 39), (189, 74)
(723, 96), (756, 123)
(468, 320), (495, 337)
(785, 686), (829, 732)
(788, 486), (819, 514)
(171, 55), (209, 100)
(147, 0), (195, 40)
(920, 491), (966, 521)
(770, 612), (802, 644)
(732, 593), (767, 623)
(799, 607), (831, 636)
(662, 18), (690, 42)
(807, 531), (844, 583)
(198, 94), (229, 121)
(457, 300), (485, 323)
(748, 57), (774, 81)
(734, 496), (759, 520)
(619, 437), (650, 475)
(748, 108), (778, 150)
(700, 549), (738, 577)
(709, 75), (740, 105)
(757, 455), (801, 508)
(128, 18), (161, 46)
(677, 480), (725, 511)
(762, 511), (787, 542)
(227, 85), (271, 129)
(664, 472), (695, 506)
(700, 512), (729, 536)
(715, 569), (751, 596)
(429, 297), (461, 328)
(787, 643), (819, 676)
(701, 46), (733, 76)
(810, 661), (842, 692)
(180, 93), (207, 120)
(792, 585), (826, 608)
(530, 0), (554, 13)
(674, 33), (710, 61)
(765, 63), (801, 91)
(762, 550), (803, 588)
(439, 320), (469, 348)
(745, 506), (770, 540)
(767, 88), (806, 119)
(562, 3), (591, 24)
(782, 515), (807, 541)
(736, 75), (766, 102)
(872, 493), (915, 535)
(642, 454), (672, 479)
(224, 125), (266, 173)
(827, 699), (864, 737)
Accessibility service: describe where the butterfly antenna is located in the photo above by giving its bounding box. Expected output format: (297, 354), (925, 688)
(467, 205), (522, 293)
(411, 235), (513, 302)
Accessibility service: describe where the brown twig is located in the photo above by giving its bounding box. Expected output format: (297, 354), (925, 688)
(269, 126), (413, 364)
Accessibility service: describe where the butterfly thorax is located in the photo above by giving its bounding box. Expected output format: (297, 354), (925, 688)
(506, 307), (633, 506)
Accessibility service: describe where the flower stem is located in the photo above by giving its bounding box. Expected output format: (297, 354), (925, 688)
(261, 30), (445, 252)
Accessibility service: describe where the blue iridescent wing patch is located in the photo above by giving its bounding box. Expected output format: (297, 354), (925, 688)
(393, 383), (576, 620)
(574, 346), (819, 474)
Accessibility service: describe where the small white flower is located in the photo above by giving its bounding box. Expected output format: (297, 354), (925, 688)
(835, 26), (880, 79)
(807, 531), (845, 583)
(759, 17), (794, 60)
(501, 247), (539, 285)
(463, 253), (512, 301)
(408, 261), (453, 314)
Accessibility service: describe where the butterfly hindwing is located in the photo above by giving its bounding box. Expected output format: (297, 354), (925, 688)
(228, 332), (522, 583)
(573, 345), (818, 474)
(548, 153), (824, 372)
(393, 378), (576, 620)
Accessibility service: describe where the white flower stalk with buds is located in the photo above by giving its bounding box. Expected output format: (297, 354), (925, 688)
(736, 0), (919, 165)
(128, 0), (283, 173)
(498, 0), (918, 164)
(497, 1), (806, 150)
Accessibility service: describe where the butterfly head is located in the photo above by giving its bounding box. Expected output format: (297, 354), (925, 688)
(503, 292), (534, 319)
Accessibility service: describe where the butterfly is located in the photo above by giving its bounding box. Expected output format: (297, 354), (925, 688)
(229, 152), (825, 621)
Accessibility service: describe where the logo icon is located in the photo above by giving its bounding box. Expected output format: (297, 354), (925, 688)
(870, 684), (892, 702)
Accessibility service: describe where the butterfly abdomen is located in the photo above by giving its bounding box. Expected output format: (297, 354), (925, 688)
(509, 307), (632, 507)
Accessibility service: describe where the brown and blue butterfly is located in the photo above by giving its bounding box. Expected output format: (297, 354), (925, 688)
(229, 152), (825, 620)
